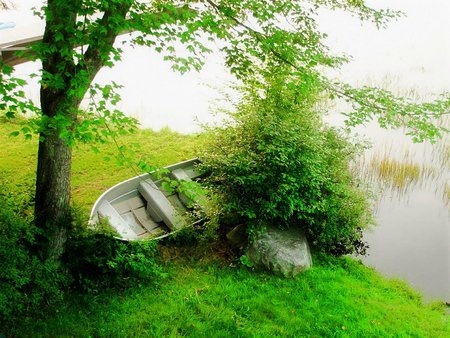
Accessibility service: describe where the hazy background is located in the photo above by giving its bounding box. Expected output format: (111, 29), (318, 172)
(2, 0), (449, 132)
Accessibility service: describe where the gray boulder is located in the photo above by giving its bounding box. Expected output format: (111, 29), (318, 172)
(246, 226), (312, 277)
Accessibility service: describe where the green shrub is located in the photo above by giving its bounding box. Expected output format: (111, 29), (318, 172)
(64, 215), (166, 292)
(200, 76), (373, 255)
(0, 185), (69, 326)
(0, 181), (166, 328)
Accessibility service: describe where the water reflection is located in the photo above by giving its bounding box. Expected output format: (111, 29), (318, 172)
(362, 185), (450, 302)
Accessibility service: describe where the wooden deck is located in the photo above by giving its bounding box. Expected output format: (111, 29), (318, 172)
(0, 21), (133, 67)
(0, 23), (43, 66)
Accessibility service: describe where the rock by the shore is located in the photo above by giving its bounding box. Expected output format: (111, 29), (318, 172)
(246, 226), (312, 277)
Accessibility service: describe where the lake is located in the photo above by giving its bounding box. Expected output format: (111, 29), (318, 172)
(351, 117), (449, 302)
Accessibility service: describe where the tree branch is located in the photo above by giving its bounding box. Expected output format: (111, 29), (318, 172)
(81, 3), (132, 80)
(205, 0), (449, 121)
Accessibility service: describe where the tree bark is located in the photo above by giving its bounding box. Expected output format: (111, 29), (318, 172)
(33, 0), (77, 262)
(35, 124), (72, 261)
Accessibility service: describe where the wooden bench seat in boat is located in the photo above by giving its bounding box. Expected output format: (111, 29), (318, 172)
(138, 179), (186, 231)
(97, 201), (139, 240)
(171, 168), (195, 207)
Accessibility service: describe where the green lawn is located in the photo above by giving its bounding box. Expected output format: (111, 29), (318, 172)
(0, 120), (203, 208)
(9, 256), (450, 337)
(1, 120), (449, 337)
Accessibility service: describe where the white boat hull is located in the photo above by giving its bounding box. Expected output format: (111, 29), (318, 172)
(90, 158), (202, 240)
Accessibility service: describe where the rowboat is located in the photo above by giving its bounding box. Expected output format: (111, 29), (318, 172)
(89, 158), (203, 240)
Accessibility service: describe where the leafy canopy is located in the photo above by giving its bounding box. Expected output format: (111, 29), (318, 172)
(0, 0), (447, 144)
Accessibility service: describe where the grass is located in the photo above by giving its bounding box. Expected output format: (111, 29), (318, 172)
(9, 255), (450, 337)
(70, 127), (205, 207)
(1, 119), (449, 337)
(0, 120), (205, 208)
(370, 155), (422, 191)
(354, 141), (444, 196)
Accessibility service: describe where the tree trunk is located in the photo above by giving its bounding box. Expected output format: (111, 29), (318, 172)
(34, 0), (78, 263)
(33, 0), (131, 262)
(34, 119), (72, 262)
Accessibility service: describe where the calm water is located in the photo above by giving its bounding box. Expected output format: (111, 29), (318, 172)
(364, 185), (449, 301)
(319, 0), (450, 302)
(353, 124), (450, 302)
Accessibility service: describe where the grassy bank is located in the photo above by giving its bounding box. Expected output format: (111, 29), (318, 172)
(9, 256), (450, 337)
(1, 120), (449, 337)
